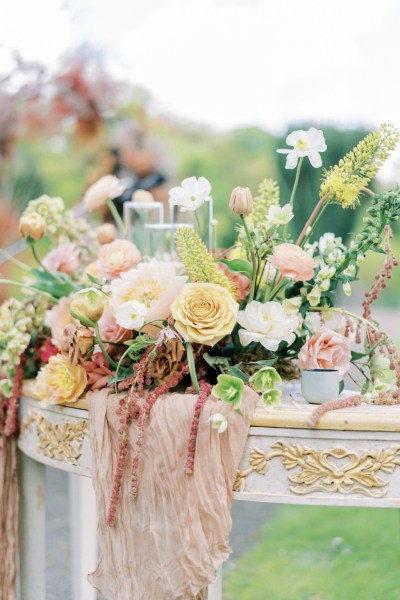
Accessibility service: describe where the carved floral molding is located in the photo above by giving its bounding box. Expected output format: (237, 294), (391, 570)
(234, 441), (400, 498)
(20, 411), (88, 465)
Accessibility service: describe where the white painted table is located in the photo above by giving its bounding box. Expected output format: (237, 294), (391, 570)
(17, 386), (400, 599)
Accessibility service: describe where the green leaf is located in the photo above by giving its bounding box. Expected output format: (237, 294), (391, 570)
(339, 380), (345, 394)
(217, 258), (253, 279)
(246, 358), (278, 366)
(351, 351), (367, 361)
(225, 366), (249, 382)
(203, 352), (230, 370)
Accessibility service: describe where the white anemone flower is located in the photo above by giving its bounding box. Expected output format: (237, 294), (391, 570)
(208, 413), (228, 434)
(168, 176), (212, 211)
(115, 300), (148, 330)
(267, 203), (294, 226)
(237, 300), (298, 351)
(277, 128), (327, 169)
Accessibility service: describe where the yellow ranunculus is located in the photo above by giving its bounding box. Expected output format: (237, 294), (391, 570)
(35, 354), (87, 406)
(171, 282), (239, 347)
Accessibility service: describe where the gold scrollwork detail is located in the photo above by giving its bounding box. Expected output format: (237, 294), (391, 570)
(20, 411), (88, 465)
(234, 442), (400, 498)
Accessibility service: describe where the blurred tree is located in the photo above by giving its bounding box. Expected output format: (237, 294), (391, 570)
(276, 125), (370, 243)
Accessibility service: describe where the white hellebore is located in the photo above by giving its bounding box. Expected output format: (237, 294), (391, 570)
(168, 176), (211, 211)
(208, 413), (228, 434)
(267, 203), (294, 226)
(277, 128), (327, 170)
(115, 301), (148, 330)
(237, 300), (298, 351)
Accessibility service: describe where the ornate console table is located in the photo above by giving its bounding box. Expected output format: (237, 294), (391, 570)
(17, 383), (400, 599)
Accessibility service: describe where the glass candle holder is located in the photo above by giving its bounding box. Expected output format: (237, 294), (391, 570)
(123, 201), (164, 254)
(170, 197), (213, 251)
(143, 223), (194, 261)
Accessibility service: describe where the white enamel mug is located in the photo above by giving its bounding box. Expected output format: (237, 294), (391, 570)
(301, 369), (340, 404)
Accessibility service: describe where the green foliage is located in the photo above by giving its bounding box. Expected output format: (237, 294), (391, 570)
(224, 505), (400, 600)
(174, 227), (237, 297)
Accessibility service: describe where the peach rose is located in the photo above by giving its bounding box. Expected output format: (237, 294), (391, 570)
(35, 354), (87, 406)
(171, 282), (239, 346)
(97, 309), (132, 354)
(268, 243), (315, 282)
(19, 212), (46, 240)
(298, 329), (351, 380)
(42, 243), (80, 275)
(98, 240), (141, 278)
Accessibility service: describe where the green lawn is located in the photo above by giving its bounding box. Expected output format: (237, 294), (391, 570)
(224, 505), (400, 600)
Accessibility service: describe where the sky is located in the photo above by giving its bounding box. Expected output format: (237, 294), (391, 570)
(2, 0), (400, 180)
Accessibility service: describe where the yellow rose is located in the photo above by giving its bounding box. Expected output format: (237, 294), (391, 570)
(35, 354), (87, 406)
(19, 212), (46, 240)
(171, 282), (239, 346)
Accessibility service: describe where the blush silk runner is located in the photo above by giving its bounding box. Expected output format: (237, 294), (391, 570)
(88, 387), (258, 600)
(0, 434), (18, 600)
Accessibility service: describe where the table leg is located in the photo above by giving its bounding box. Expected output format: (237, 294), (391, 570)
(18, 451), (46, 600)
(206, 565), (223, 600)
(69, 474), (98, 600)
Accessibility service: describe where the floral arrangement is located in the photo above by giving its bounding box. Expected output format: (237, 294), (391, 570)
(1, 124), (400, 522)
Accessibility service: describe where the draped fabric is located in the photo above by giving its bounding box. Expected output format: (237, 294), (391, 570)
(88, 387), (258, 600)
(0, 434), (18, 600)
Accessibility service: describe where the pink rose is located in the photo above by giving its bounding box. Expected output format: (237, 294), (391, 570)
(98, 240), (141, 279)
(268, 243), (315, 282)
(97, 309), (132, 354)
(42, 243), (80, 275)
(298, 329), (351, 380)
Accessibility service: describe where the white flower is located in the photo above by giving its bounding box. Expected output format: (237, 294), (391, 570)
(208, 413), (228, 434)
(115, 301), (148, 330)
(266, 203), (294, 226)
(168, 176), (211, 212)
(307, 286), (321, 307)
(83, 175), (125, 211)
(342, 282), (352, 296)
(237, 300), (298, 351)
(318, 279), (330, 292)
(370, 352), (390, 376)
(277, 128), (327, 169)
(318, 232), (336, 253)
(317, 266), (336, 280)
(282, 296), (302, 315)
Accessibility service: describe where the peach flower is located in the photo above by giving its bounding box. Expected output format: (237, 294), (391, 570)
(298, 329), (351, 380)
(45, 296), (75, 349)
(96, 223), (118, 244)
(83, 175), (125, 210)
(110, 260), (187, 337)
(35, 354), (87, 406)
(98, 240), (141, 278)
(97, 309), (132, 354)
(218, 263), (251, 302)
(268, 243), (315, 282)
(83, 352), (115, 391)
(42, 243), (80, 275)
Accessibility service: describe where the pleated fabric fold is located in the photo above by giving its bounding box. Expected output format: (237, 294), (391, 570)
(88, 387), (258, 600)
(0, 435), (18, 600)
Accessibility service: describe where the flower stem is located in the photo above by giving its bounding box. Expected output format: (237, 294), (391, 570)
(106, 198), (126, 237)
(28, 239), (65, 284)
(186, 342), (200, 393)
(240, 215), (257, 302)
(289, 157), (303, 207)
(194, 210), (202, 237)
(295, 192), (332, 246)
(0, 279), (57, 300)
(94, 322), (118, 369)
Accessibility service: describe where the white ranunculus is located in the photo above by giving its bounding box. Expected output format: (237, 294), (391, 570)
(168, 176), (212, 212)
(266, 203), (294, 226)
(208, 413), (228, 434)
(237, 300), (298, 351)
(115, 301), (148, 330)
(277, 128), (327, 170)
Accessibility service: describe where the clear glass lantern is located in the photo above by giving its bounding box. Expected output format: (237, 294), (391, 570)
(123, 201), (164, 254)
(143, 223), (194, 262)
(170, 197), (213, 251)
